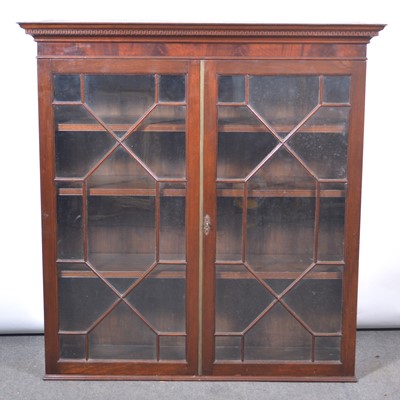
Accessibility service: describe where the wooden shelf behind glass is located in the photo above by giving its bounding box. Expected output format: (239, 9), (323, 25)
(57, 184), (345, 198)
(58, 254), (342, 280)
(56, 122), (345, 134)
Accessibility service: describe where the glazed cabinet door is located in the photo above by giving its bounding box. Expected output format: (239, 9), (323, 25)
(40, 59), (200, 377)
(202, 60), (365, 378)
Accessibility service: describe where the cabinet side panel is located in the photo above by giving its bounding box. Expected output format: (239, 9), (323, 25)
(38, 59), (59, 373)
(342, 61), (367, 376)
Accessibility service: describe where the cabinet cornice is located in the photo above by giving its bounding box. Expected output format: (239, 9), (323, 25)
(19, 23), (385, 43)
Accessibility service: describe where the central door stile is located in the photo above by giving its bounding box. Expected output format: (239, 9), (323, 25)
(197, 60), (205, 375)
(186, 60), (202, 375)
(201, 60), (218, 375)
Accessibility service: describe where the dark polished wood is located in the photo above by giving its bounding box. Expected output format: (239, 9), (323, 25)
(20, 22), (384, 43)
(21, 22), (384, 381)
(37, 58), (59, 374)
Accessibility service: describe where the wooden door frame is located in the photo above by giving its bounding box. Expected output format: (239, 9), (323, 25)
(201, 59), (365, 380)
(39, 58), (201, 378)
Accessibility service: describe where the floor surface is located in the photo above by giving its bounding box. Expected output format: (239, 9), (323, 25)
(1, 330), (399, 400)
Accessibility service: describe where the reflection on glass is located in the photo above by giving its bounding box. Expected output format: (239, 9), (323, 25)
(57, 194), (83, 259)
(215, 336), (242, 360)
(246, 197), (315, 273)
(89, 302), (157, 360)
(160, 196), (186, 261)
(54, 75), (81, 102)
(218, 75), (245, 103)
(58, 277), (117, 331)
(244, 303), (312, 360)
(288, 107), (349, 179)
(315, 336), (341, 361)
(249, 76), (319, 138)
(84, 75), (155, 125)
(159, 75), (186, 102)
(159, 336), (186, 360)
(60, 334), (86, 359)
(216, 265), (274, 333)
(323, 76), (350, 104)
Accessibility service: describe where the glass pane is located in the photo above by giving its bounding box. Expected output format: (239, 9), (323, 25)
(54, 104), (99, 125)
(126, 265), (186, 333)
(265, 279), (295, 296)
(307, 264), (343, 279)
(215, 265), (274, 333)
(160, 181), (186, 196)
(318, 184), (346, 262)
(160, 196), (186, 261)
(244, 303), (312, 360)
(248, 148), (316, 192)
(218, 132), (277, 180)
(58, 277), (117, 331)
(249, 76), (319, 138)
(57, 193), (83, 259)
(288, 107), (349, 179)
(216, 195), (243, 261)
(125, 106), (186, 178)
(88, 302), (156, 360)
(54, 75), (80, 102)
(107, 278), (137, 296)
(159, 336), (186, 360)
(215, 336), (242, 361)
(87, 196), (156, 273)
(323, 76), (350, 104)
(56, 130), (115, 178)
(159, 75), (186, 102)
(57, 262), (88, 273)
(87, 146), (155, 191)
(218, 106), (269, 132)
(60, 334), (85, 359)
(246, 197), (315, 275)
(126, 132), (185, 179)
(217, 106), (276, 179)
(218, 75), (245, 103)
(133, 104), (186, 130)
(283, 265), (343, 333)
(84, 75), (155, 126)
(315, 336), (341, 361)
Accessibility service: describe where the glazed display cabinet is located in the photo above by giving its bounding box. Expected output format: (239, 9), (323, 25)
(20, 23), (384, 381)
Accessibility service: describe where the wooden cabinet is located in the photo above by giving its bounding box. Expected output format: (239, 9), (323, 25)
(20, 23), (384, 381)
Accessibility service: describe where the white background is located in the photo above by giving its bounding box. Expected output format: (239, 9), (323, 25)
(0, 0), (399, 333)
